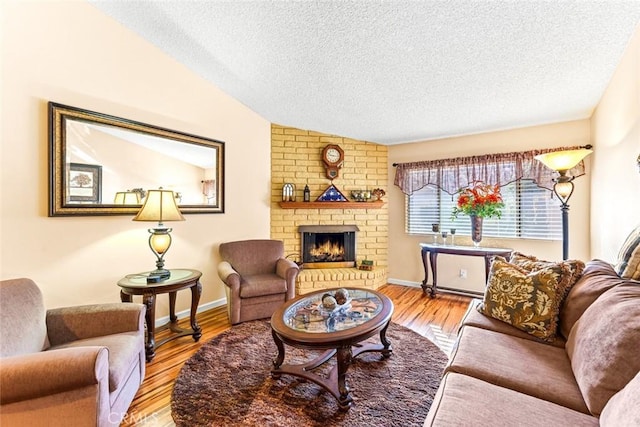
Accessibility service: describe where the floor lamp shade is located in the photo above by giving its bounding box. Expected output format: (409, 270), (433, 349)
(534, 148), (593, 173)
(133, 189), (185, 279)
(535, 147), (593, 260)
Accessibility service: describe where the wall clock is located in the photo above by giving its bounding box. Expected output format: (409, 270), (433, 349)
(321, 144), (344, 180)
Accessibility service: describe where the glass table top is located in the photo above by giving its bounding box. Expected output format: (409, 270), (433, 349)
(117, 269), (198, 289)
(283, 288), (383, 333)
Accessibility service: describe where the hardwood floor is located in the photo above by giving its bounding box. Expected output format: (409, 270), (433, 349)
(121, 284), (471, 426)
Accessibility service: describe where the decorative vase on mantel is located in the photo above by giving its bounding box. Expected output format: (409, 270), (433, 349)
(470, 215), (483, 247)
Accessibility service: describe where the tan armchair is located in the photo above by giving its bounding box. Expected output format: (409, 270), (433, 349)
(0, 278), (146, 427)
(218, 239), (300, 324)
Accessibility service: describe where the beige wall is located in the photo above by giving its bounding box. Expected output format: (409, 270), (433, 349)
(591, 25), (640, 260)
(1, 2), (271, 317)
(388, 120), (592, 293)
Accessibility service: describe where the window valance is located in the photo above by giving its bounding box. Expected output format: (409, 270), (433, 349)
(393, 146), (587, 196)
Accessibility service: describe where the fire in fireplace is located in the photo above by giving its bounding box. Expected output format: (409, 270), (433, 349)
(298, 225), (359, 269)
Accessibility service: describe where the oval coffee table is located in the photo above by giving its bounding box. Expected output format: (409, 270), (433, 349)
(270, 287), (394, 410)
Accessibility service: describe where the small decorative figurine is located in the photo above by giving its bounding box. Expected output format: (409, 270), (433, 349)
(322, 294), (337, 310)
(372, 188), (386, 201)
(334, 288), (349, 305)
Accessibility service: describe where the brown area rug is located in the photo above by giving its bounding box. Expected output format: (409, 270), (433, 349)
(171, 320), (447, 426)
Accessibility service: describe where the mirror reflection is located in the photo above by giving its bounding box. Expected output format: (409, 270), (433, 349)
(49, 102), (225, 216)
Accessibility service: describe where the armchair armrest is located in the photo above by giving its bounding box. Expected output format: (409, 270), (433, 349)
(276, 258), (299, 280)
(0, 347), (109, 404)
(277, 258), (300, 300)
(46, 303), (145, 346)
(218, 261), (240, 288)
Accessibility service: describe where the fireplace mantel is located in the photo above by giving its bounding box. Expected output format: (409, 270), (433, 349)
(279, 201), (384, 209)
(298, 225), (359, 233)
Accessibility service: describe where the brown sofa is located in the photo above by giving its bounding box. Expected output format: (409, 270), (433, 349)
(425, 260), (640, 426)
(0, 278), (146, 427)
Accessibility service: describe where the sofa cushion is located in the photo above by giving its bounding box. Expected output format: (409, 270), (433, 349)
(447, 326), (588, 413)
(600, 371), (640, 426)
(460, 299), (565, 348)
(559, 259), (630, 339)
(566, 283), (640, 415)
(479, 257), (572, 341)
(615, 225), (640, 280)
(240, 274), (287, 298)
(48, 331), (142, 393)
(424, 372), (598, 427)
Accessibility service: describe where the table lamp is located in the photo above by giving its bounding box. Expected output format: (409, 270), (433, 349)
(535, 145), (593, 260)
(114, 191), (141, 205)
(133, 188), (185, 280)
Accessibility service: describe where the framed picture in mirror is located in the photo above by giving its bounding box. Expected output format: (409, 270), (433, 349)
(68, 163), (102, 203)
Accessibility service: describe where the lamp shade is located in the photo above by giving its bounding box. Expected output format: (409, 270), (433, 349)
(114, 191), (141, 205)
(133, 189), (185, 224)
(535, 148), (593, 172)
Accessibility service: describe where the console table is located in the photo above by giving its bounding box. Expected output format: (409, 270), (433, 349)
(419, 244), (512, 297)
(118, 269), (203, 362)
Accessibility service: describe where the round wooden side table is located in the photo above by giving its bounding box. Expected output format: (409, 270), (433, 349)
(118, 269), (202, 362)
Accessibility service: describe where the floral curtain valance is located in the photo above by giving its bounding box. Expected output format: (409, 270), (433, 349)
(393, 146), (587, 196)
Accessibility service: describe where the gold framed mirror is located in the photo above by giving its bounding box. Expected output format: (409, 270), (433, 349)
(48, 102), (225, 216)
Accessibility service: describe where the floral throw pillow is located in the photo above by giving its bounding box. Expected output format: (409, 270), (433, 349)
(510, 252), (585, 298)
(479, 256), (573, 341)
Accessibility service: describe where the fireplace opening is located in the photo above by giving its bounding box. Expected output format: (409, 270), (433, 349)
(299, 225), (359, 269)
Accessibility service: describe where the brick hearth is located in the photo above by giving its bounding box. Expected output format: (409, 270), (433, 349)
(297, 267), (388, 295)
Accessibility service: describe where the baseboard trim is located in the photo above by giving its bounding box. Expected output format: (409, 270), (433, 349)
(154, 297), (227, 328)
(386, 278), (482, 298)
(387, 278), (422, 288)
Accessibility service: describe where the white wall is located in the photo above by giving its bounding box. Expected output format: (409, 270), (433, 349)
(388, 120), (592, 293)
(1, 2), (271, 317)
(591, 25), (640, 260)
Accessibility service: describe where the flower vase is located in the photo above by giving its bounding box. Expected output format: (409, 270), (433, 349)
(470, 215), (483, 247)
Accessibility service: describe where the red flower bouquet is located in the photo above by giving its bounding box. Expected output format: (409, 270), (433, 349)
(452, 182), (504, 219)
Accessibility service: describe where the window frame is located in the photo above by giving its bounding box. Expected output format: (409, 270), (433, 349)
(405, 176), (563, 241)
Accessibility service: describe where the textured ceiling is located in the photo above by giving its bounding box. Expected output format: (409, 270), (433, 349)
(90, 1), (640, 145)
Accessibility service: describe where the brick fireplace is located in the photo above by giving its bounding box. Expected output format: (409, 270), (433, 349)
(270, 124), (389, 295)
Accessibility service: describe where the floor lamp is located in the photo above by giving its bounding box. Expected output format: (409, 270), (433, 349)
(535, 146), (593, 260)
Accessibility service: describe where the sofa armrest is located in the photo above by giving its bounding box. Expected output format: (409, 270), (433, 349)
(0, 346), (109, 404)
(218, 261), (240, 289)
(46, 303), (145, 346)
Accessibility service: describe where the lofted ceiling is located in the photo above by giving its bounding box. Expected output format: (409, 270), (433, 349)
(90, 1), (640, 145)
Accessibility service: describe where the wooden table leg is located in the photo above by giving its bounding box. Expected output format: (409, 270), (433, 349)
(120, 290), (132, 303)
(336, 346), (353, 410)
(483, 255), (492, 283)
(428, 251), (439, 298)
(379, 320), (392, 358)
(271, 330), (285, 377)
(190, 281), (202, 341)
(421, 247), (430, 295)
(169, 291), (177, 324)
(142, 292), (156, 362)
